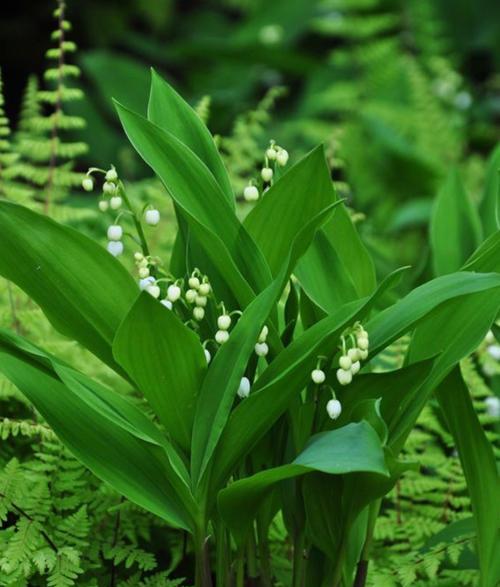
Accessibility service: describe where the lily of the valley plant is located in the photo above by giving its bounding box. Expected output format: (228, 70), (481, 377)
(0, 70), (498, 587)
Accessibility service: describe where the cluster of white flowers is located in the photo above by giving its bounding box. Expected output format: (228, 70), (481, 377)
(243, 141), (289, 203)
(185, 271), (211, 321)
(310, 324), (370, 420)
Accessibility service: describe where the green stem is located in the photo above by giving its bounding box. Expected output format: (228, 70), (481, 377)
(257, 520), (272, 587)
(352, 500), (381, 587)
(331, 535), (347, 587)
(118, 181), (150, 257)
(247, 529), (258, 579)
(194, 530), (212, 587)
(292, 529), (306, 587)
(215, 521), (229, 587)
(235, 555), (244, 587)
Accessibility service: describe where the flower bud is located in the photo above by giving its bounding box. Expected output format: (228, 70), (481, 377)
(185, 289), (197, 303)
(139, 276), (155, 290)
(107, 225), (123, 241)
(199, 282), (211, 296)
(336, 368), (352, 386)
(193, 307), (205, 321)
(261, 167), (273, 182)
(82, 177), (94, 192)
(160, 299), (173, 310)
(217, 314), (232, 330)
(215, 330), (230, 344)
(107, 241), (123, 257)
(188, 276), (200, 290)
(105, 167), (118, 182)
(255, 342), (269, 357)
(237, 376), (251, 399)
(350, 361), (360, 375)
(138, 266), (150, 279)
(134, 252), (144, 261)
(167, 284), (181, 303)
(357, 336), (369, 351)
(195, 295), (207, 307)
(110, 196), (122, 210)
(98, 200), (109, 212)
(311, 369), (326, 385)
(359, 349), (368, 360)
(204, 348), (211, 364)
(266, 147), (277, 160)
(348, 348), (360, 362)
(487, 345), (500, 360)
(146, 284), (161, 299)
(326, 398), (342, 420)
(339, 355), (351, 370)
(244, 185), (259, 202)
(145, 209), (160, 226)
(103, 181), (117, 195)
(276, 149), (289, 166)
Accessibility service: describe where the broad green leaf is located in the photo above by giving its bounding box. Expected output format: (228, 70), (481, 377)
(218, 422), (388, 546)
(0, 334), (196, 531)
(463, 230), (500, 273)
(0, 201), (138, 371)
(115, 101), (272, 305)
(208, 269), (405, 496)
(436, 368), (500, 587)
(147, 69), (234, 206)
(243, 146), (335, 275)
(191, 202), (342, 487)
(479, 144), (500, 238)
(113, 292), (207, 453)
(430, 169), (482, 275)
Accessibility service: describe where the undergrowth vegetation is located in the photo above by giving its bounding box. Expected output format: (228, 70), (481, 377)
(0, 1), (498, 586)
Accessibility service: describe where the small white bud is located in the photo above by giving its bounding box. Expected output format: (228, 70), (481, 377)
(188, 276), (200, 290)
(261, 167), (273, 182)
(110, 196), (122, 210)
(276, 149), (289, 166)
(107, 225), (123, 241)
(160, 299), (173, 310)
(311, 369), (326, 385)
(139, 276), (155, 290)
(485, 396), (500, 418)
(107, 241), (123, 257)
(487, 345), (500, 360)
(215, 330), (230, 344)
(336, 368), (352, 386)
(339, 355), (352, 370)
(98, 200), (109, 212)
(348, 348), (360, 361)
(357, 336), (369, 351)
(167, 284), (182, 303)
(258, 325), (269, 343)
(138, 266), (150, 279)
(237, 376), (251, 399)
(193, 307), (205, 321)
(185, 289), (197, 303)
(204, 348), (211, 364)
(255, 342), (269, 357)
(146, 284), (161, 299)
(244, 185), (259, 202)
(359, 349), (368, 360)
(105, 167), (118, 182)
(103, 181), (117, 195)
(134, 252), (144, 261)
(198, 282), (211, 296)
(485, 330), (495, 344)
(195, 295), (208, 307)
(326, 399), (342, 420)
(217, 314), (232, 330)
(266, 147), (277, 160)
(145, 209), (160, 226)
(350, 361), (361, 375)
(82, 177), (94, 192)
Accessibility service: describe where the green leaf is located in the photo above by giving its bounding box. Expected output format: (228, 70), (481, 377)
(115, 100), (272, 306)
(113, 292), (207, 453)
(479, 144), (500, 238)
(243, 146), (335, 275)
(0, 201), (138, 371)
(218, 422), (388, 546)
(0, 332), (195, 531)
(436, 368), (500, 587)
(147, 69), (234, 206)
(463, 230), (500, 273)
(430, 169), (482, 275)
